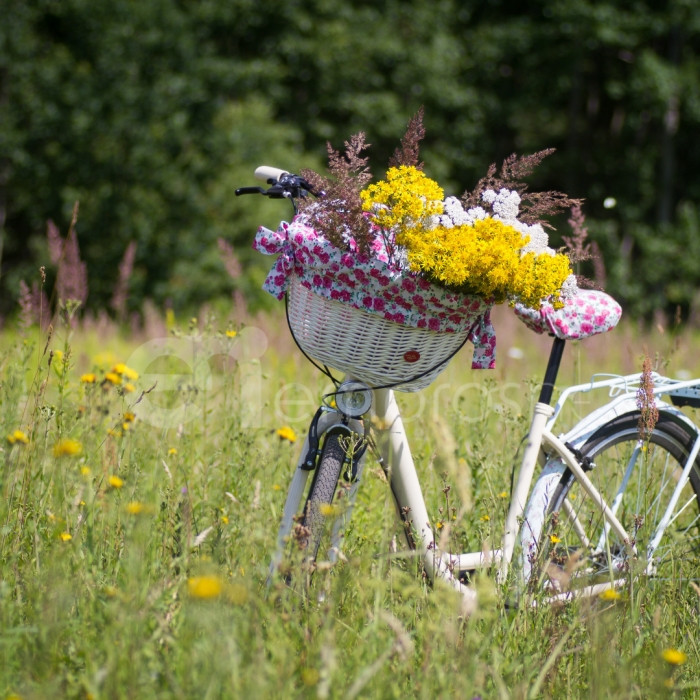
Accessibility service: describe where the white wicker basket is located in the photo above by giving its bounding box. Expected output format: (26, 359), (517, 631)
(287, 276), (470, 392)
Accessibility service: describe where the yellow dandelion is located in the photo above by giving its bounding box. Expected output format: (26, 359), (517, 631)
(222, 515), (229, 524)
(59, 532), (72, 542)
(319, 503), (336, 517)
(276, 426), (297, 443)
(123, 366), (138, 380)
(499, 491), (508, 498)
(168, 447), (178, 456)
(124, 412), (135, 422)
(53, 438), (82, 457)
(93, 351), (118, 368)
(107, 428), (121, 438)
(104, 372), (121, 385)
(480, 514), (490, 522)
(81, 373), (96, 384)
(662, 649), (687, 665)
(123, 383), (136, 393)
(112, 363), (126, 375)
(549, 534), (562, 544)
(225, 330), (237, 338)
(54, 350), (64, 363)
(227, 583), (248, 605)
(80, 466), (92, 477)
(599, 588), (621, 601)
(7, 430), (29, 445)
(436, 521), (444, 530)
(187, 575), (224, 600)
(108, 475), (124, 489)
(301, 668), (320, 687)
(125, 502), (145, 515)
(122, 422), (130, 431)
(272, 484), (281, 491)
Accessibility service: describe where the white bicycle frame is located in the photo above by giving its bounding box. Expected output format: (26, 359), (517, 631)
(272, 370), (700, 602)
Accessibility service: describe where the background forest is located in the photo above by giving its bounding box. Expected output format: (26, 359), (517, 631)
(1, 0), (699, 319)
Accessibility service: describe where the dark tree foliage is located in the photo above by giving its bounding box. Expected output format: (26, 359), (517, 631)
(1, 0), (699, 318)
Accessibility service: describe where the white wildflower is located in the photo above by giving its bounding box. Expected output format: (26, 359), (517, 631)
(481, 189), (497, 204)
(464, 206), (487, 225)
(443, 197), (469, 225)
(514, 222), (549, 255)
(491, 188), (521, 221)
(560, 274), (579, 300)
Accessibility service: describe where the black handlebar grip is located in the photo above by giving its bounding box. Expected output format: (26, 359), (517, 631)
(235, 186), (267, 196)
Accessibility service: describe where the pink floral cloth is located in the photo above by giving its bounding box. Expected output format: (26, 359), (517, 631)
(514, 289), (621, 340)
(253, 219), (498, 369)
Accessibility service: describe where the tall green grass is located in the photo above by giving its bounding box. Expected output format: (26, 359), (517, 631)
(1, 306), (700, 699)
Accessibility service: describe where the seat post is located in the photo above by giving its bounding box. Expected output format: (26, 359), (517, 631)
(538, 337), (566, 405)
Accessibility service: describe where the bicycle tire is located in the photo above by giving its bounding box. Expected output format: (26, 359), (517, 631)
(520, 410), (700, 592)
(300, 431), (349, 564)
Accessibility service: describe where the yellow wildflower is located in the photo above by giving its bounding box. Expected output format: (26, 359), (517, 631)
(499, 491), (508, 498)
(125, 502), (145, 515)
(81, 373), (96, 384)
(276, 426), (297, 443)
(319, 503), (337, 517)
(436, 521), (444, 530)
(662, 649), (687, 665)
(168, 448), (178, 456)
(112, 364), (139, 380)
(105, 372), (121, 385)
(81, 466), (92, 477)
(361, 166), (444, 240)
(480, 514), (490, 522)
(123, 383), (136, 393)
(165, 308), (175, 329)
(549, 534), (562, 544)
(187, 575), (224, 600)
(301, 668), (320, 687)
(124, 412), (135, 422)
(53, 438), (82, 457)
(228, 583), (248, 605)
(108, 475), (124, 489)
(272, 484), (281, 491)
(226, 330), (237, 338)
(221, 515), (229, 524)
(54, 350), (64, 363)
(122, 422), (130, 431)
(93, 351), (118, 368)
(399, 217), (571, 309)
(7, 430), (29, 445)
(59, 532), (72, 542)
(599, 588), (621, 601)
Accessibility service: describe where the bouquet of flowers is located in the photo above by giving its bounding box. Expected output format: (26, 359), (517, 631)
(297, 109), (579, 311)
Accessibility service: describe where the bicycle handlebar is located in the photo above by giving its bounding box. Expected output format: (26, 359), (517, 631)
(235, 166), (325, 213)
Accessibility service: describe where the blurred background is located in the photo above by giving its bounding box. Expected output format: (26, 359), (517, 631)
(1, 0), (699, 323)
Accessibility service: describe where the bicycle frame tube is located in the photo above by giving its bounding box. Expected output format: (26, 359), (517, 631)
(499, 402), (554, 580)
(372, 388), (476, 599)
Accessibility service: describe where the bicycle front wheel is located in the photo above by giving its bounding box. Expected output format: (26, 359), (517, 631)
(300, 429), (351, 564)
(520, 410), (700, 595)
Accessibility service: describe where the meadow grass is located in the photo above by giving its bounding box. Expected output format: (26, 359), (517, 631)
(1, 305), (700, 699)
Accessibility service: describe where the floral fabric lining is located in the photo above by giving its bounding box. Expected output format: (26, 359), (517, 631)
(513, 289), (621, 340)
(253, 219), (498, 369)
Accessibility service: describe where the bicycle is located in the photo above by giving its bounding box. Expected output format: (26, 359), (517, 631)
(237, 167), (700, 604)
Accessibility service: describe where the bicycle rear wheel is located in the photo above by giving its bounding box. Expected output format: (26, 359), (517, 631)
(521, 411), (700, 594)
